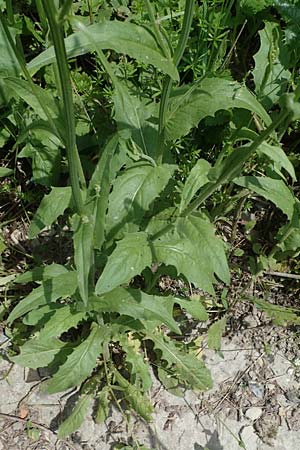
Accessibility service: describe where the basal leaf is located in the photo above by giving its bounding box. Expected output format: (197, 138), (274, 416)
(106, 162), (176, 239)
(8, 271), (77, 323)
(29, 187), (72, 238)
(45, 324), (105, 394)
(257, 142), (296, 181)
(95, 232), (152, 295)
(207, 316), (227, 351)
(148, 332), (212, 391)
(95, 386), (110, 424)
(179, 159), (211, 213)
(15, 263), (69, 284)
(28, 21), (178, 80)
(151, 214), (230, 294)
(175, 298), (208, 322)
(165, 78), (271, 141)
(118, 335), (152, 391)
(88, 288), (180, 334)
(58, 394), (93, 438)
(73, 213), (94, 306)
(114, 370), (153, 421)
(11, 338), (68, 369)
(234, 176), (295, 219)
(38, 304), (87, 340)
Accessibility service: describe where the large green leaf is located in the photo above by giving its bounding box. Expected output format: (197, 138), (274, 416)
(38, 305), (87, 340)
(151, 214), (230, 294)
(106, 162), (176, 239)
(175, 297), (208, 322)
(234, 176), (295, 219)
(58, 394), (93, 438)
(11, 338), (68, 369)
(95, 232), (152, 295)
(165, 78), (271, 141)
(148, 332), (213, 391)
(253, 21), (291, 109)
(15, 263), (68, 284)
(257, 142), (296, 181)
(29, 187), (72, 238)
(179, 159), (211, 213)
(112, 83), (158, 158)
(73, 213), (94, 306)
(27, 21), (178, 80)
(44, 324), (105, 394)
(88, 134), (123, 249)
(88, 288), (180, 334)
(8, 271), (77, 323)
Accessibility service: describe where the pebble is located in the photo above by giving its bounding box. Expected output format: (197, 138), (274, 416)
(245, 407), (263, 421)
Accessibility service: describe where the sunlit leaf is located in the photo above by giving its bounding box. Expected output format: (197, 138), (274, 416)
(27, 21), (178, 80)
(95, 232), (152, 295)
(8, 271), (77, 323)
(88, 288), (180, 334)
(165, 78), (271, 141)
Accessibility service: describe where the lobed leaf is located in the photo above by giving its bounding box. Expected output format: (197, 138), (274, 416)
(148, 332), (213, 391)
(8, 271), (77, 323)
(11, 338), (69, 369)
(234, 176), (295, 219)
(44, 324), (105, 394)
(58, 394), (93, 438)
(88, 288), (180, 334)
(165, 78), (271, 141)
(106, 163), (176, 239)
(38, 304), (87, 340)
(95, 232), (152, 295)
(151, 214), (230, 294)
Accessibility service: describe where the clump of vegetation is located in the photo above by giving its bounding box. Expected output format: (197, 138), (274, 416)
(0, 0), (300, 439)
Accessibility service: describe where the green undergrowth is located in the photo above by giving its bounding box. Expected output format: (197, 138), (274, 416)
(0, 0), (300, 440)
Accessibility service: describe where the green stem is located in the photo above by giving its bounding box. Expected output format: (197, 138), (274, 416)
(157, 0), (195, 164)
(42, 1), (84, 214)
(144, 0), (170, 58)
(0, 12), (60, 140)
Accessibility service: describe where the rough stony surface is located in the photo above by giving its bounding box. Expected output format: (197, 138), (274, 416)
(1, 321), (300, 450)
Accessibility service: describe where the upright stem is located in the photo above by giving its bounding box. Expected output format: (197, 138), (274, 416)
(157, 0), (195, 164)
(42, 1), (84, 214)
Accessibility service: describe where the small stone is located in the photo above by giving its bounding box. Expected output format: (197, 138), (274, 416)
(248, 381), (265, 399)
(245, 407), (263, 421)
